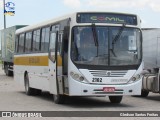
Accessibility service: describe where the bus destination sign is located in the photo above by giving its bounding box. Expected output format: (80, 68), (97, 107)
(77, 13), (137, 25)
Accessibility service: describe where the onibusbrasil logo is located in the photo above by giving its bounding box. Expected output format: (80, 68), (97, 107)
(4, 2), (15, 16)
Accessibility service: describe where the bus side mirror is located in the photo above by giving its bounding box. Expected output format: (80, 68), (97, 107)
(63, 26), (70, 53)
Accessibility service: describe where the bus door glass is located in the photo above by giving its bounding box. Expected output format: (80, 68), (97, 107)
(49, 32), (56, 62)
(49, 31), (57, 94)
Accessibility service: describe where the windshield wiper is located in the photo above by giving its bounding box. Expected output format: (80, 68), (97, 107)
(91, 23), (99, 56)
(111, 23), (126, 57)
(112, 23), (126, 44)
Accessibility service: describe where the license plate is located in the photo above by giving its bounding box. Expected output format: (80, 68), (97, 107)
(103, 87), (115, 92)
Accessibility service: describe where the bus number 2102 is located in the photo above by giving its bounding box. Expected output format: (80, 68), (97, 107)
(92, 78), (102, 82)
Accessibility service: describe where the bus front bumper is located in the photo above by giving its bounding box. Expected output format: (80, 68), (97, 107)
(68, 79), (142, 96)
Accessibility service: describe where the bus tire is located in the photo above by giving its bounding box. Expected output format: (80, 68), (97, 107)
(53, 94), (65, 104)
(24, 73), (35, 95)
(34, 89), (42, 95)
(141, 90), (149, 97)
(109, 96), (123, 103)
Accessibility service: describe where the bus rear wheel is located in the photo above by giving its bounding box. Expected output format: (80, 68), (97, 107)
(53, 94), (66, 104)
(25, 73), (35, 95)
(24, 73), (41, 95)
(109, 96), (123, 103)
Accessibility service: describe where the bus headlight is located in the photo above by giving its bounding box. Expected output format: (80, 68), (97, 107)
(70, 72), (74, 76)
(70, 71), (88, 83)
(136, 74), (141, 79)
(131, 77), (136, 81)
(79, 76), (85, 81)
(128, 74), (141, 83)
(73, 74), (79, 80)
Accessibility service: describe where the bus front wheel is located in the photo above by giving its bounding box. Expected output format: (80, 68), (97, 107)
(53, 94), (66, 104)
(109, 96), (123, 103)
(141, 90), (149, 97)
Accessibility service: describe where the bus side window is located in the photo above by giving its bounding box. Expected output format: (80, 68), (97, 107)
(41, 27), (50, 52)
(25, 32), (32, 53)
(18, 33), (25, 53)
(33, 29), (40, 52)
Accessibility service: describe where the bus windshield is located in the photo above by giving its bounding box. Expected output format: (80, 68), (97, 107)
(71, 26), (142, 66)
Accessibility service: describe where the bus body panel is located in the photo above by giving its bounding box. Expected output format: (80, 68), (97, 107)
(68, 77), (142, 96)
(67, 58), (143, 96)
(14, 54), (63, 94)
(14, 53), (50, 91)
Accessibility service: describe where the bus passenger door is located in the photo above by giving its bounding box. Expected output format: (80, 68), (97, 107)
(49, 32), (58, 94)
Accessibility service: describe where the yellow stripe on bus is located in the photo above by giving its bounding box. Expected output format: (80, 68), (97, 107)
(57, 55), (62, 66)
(14, 55), (62, 66)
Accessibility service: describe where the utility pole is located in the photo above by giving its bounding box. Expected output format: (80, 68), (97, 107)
(3, 0), (6, 29)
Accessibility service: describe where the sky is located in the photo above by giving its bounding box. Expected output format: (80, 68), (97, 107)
(0, 0), (160, 29)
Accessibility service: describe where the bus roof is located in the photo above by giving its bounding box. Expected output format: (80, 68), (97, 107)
(16, 13), (74, 34)
(16, 11), (138, 34)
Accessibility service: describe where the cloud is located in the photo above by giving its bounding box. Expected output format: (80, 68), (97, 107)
(88, 0), (126, 9)
(0, 0), (3, 9)
(87, 0), (148, 8)
(62, 0), (160, 13)
(55, 0), (160, 13)
(87, 0), (160, 12)
(149, 0), (160, 12)
(63, 0), (81, 9)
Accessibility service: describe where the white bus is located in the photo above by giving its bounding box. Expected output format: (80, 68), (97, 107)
(14, 12), (143, 104)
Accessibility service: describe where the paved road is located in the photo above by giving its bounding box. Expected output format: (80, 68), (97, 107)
(0, 65), (160, 119)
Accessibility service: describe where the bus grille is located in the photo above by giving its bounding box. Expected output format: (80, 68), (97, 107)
(89, 70), (127, 77)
